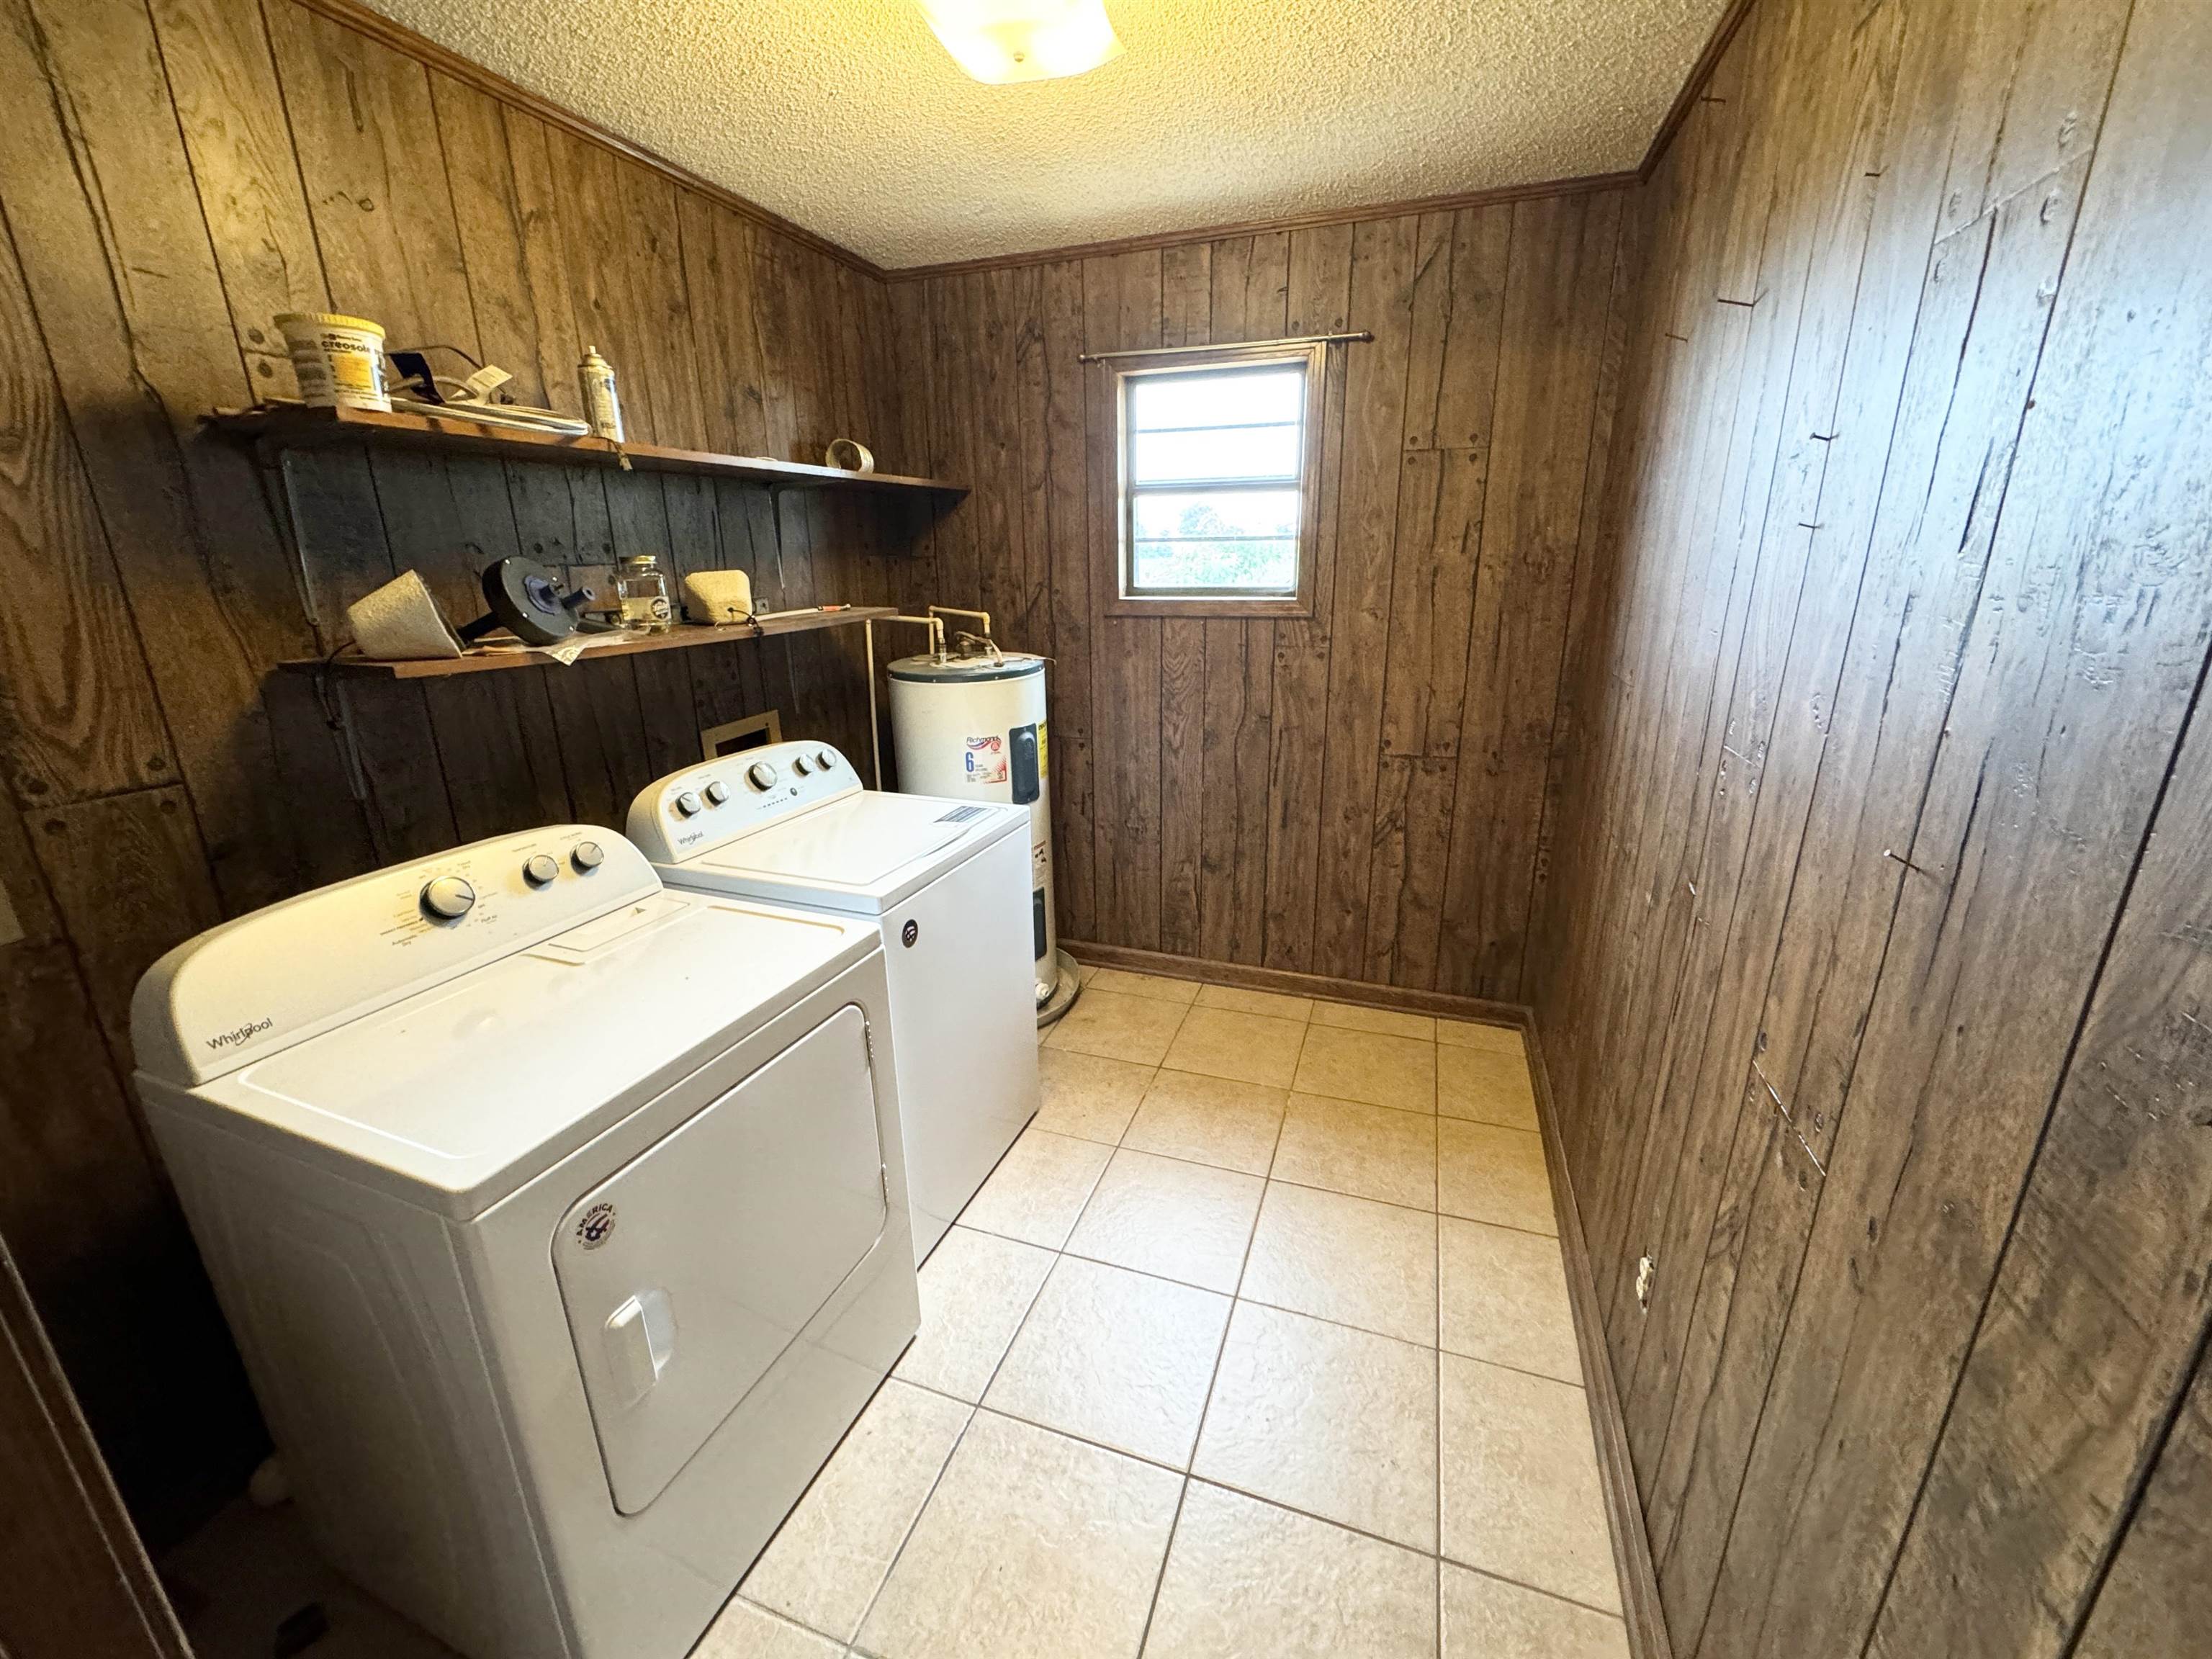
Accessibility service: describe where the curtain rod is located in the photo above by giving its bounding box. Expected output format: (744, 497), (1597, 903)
(1076, 331), (1372, 364)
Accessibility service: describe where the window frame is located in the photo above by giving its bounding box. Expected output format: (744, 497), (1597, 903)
(1105, 341), (1328, 619)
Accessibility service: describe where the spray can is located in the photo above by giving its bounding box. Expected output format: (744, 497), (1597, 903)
(578, 348), (624, 441)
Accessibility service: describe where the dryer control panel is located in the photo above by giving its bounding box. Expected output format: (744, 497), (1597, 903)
(132, 827), (662, 1086)
(627, 741), (863, 863)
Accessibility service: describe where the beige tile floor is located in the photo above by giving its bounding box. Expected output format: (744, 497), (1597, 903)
(709, 968), (1626, 1659)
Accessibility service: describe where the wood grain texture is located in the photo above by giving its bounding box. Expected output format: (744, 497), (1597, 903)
(9, 14), (2206, 1652)
(914, 199), (1634, 999)
(1528, 0), (2212, 1655)
(0, 1234), (191, 1658)
(2071, 1339), (2212, 1659)
(0, 0), (930, 1541)
(1527, 1021), (1676, 1659)
(0, 158), (172, 806)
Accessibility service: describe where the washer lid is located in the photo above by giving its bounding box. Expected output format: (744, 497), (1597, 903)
(186, 894), (874, 1217)
(679, 791), (1025, 912)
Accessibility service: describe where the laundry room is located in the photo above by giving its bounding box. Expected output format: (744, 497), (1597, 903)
(0, 1), (2206, 1657)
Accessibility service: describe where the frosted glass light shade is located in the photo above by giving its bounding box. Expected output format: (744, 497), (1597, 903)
(917, 0), (1124, 84)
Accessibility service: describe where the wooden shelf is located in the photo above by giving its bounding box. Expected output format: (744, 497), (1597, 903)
(208, 404), (966, 498)
(281, 605), (898, 680)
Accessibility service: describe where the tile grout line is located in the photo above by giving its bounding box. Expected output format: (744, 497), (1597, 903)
(968, 1134), (1562, 1244)
(1133, 1116), (1285, 1657)
(844, 1398), (1637, 1637)
(835, 1200), (1071, 1657)
(856, 979), (1582, 1651)
(1055, 1043), (1544, 1130)
(942, 1041), (1134, 1603)
(899, 1238), (1588, 1408)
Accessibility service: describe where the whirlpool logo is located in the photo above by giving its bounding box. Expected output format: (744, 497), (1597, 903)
(204, 1017), (274, 1052)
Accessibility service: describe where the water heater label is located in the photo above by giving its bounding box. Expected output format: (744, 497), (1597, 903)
(963, 734), (1007, 785)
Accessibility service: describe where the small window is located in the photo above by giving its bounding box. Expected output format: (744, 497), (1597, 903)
(1110, 345), (1326, 616)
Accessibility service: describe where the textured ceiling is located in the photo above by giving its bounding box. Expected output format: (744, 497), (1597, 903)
(362, 0), (1727, 269)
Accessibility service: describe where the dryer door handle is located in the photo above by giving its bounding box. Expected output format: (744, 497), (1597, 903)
(604, 1289), (675, 1405)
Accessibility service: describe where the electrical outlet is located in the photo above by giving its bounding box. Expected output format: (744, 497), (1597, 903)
(1635, 1254), (1656, 1309)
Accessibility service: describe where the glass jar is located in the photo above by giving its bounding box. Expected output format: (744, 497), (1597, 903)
(613, 554), (674, 634)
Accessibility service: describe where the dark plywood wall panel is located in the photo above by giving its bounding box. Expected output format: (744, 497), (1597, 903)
(1527, 0), (2212, 1655)
(0, 1235), (189, 1659)
(0, 0), (925, 1540)
(896, 193), (1637, 1001)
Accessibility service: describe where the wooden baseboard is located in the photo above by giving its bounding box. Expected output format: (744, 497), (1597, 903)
(1075, 940), (1671, 1647)
(1525, 1027), (1676, 1659)
(1059, 941), (1531, 1030)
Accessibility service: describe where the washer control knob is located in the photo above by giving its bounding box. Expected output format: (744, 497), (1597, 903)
(791, 755), (813, 777)
(571, 842), (606, 873)
(704, 780), (731, 806)
(747, 760), (779, 791)
(815, 750), (835, 772)
(420, 876), (476, 921)
(675, 789), (703, 817)
(522, 854), (559, 888)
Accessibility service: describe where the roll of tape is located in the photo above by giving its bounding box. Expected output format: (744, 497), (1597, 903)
(824, 437), (876, 475)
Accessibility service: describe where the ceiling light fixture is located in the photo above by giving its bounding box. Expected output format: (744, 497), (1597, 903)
(916, 0), (1123, 85)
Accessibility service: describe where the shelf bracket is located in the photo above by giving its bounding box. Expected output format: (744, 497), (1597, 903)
(768, 482), (791, 603)
(269, 449), (325, 640)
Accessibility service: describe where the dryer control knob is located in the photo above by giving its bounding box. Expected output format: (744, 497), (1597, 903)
(747, 760), (779, 791)
(522, 854), (559, 887)
(815, 750), (835, 772)
(675, 789), (703, 817)
(791, 755), (813, 777)
(572, 842), (605, 873)
(421, 876), (476, 921)
(704, 780), (731, 806)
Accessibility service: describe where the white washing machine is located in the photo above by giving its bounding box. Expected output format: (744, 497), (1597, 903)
(130, 826), (919, 1659)
(628, 741), (1039, 1264)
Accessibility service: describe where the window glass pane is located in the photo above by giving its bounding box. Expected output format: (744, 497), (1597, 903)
(1133, 539), (1298, 593)
(1129, 366), (1304, 432)
(1132, 488), (1300, 542)
(1120, 357), (1308, 601)
(1130, 423), (1301, 484)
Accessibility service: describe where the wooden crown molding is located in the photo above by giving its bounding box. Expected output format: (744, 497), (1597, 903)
(294, 0), (1755, 287)
(876, 169), (1642, 282)
(286, 0), (891, 279)
(1636, 0), (1761, 181)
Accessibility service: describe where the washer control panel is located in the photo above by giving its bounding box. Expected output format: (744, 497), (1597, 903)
(626, 740), (860, 863)
(132, 827), (662, 1086)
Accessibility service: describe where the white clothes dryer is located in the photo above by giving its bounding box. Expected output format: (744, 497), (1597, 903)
(130, 826), (918, 1659)
(628, 742), (1039, 1264)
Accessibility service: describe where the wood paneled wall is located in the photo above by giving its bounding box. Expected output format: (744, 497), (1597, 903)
(1527, 0), (2212, 1655)
(884, 189), (1637, 1002)
(0, 0), (926, 1540)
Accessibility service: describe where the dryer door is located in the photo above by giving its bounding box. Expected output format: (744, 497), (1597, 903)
(553, 1004), (888, 1514)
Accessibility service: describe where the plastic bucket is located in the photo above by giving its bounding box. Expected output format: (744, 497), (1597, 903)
(276, 313), (389, 410)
